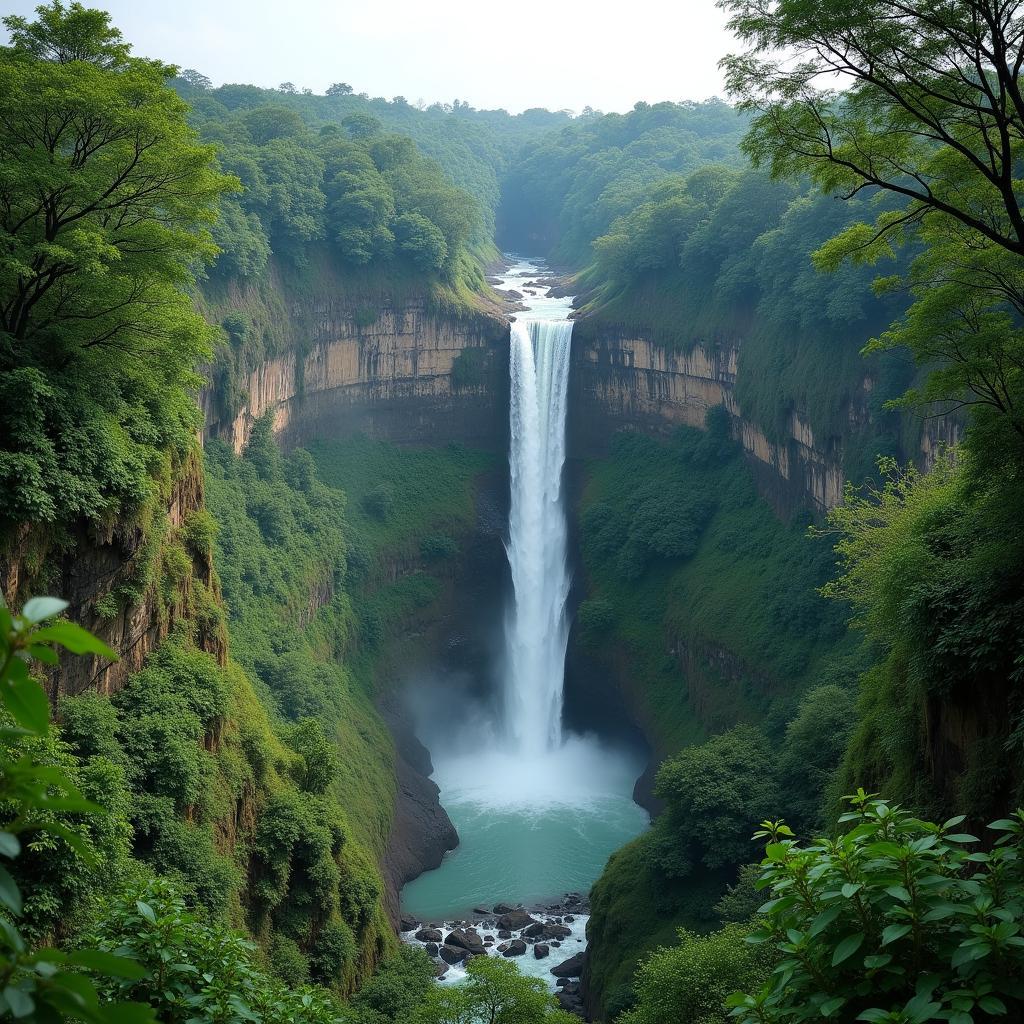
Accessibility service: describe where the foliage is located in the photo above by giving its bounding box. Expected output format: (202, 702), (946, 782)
(729, 794), (1024, 1024)
(0, 2), (234, 527)
(0, 594), (155, 1024)
(652, 726), (780, 878)
(620, 925), (772, 1024)
(412, 955), (576, 1024)
(819, 454), (1024, 818)
(88, 879), (344, 1024)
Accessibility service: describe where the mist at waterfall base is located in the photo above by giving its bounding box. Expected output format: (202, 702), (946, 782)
(400, 259), (648, 923)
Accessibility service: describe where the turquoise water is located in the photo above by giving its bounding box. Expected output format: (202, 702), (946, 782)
(400, 739), (649, 921)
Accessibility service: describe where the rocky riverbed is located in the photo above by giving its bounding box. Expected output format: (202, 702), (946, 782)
(400, 893), (591, 1016)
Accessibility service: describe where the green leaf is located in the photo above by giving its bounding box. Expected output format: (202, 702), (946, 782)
(66, 950), (148, 980)
(882, 924), (912, 946)
(32, 623), (118, 660)
(885, 885), (911, 903)
(0, 864), (23, 915)
(3, 985), (34, 1018)
(977, 995), (1006, 1015)
(864, 954), (892, 968)
(842, 882), (863, 898)
(34, 821), (95, 864)
(832, 932), (864, 966)
(21, 597), (69, 623)
(0, 833), (21, 859)
(0, 671), (50, 734)
(945, 834), (980, 844)
(136, 901), (156, 924)
(100, 1002), (158, 1024)
(820, 996), (845, 1016)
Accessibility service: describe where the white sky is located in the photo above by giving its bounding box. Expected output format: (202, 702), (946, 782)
(1, 0), (737, 113)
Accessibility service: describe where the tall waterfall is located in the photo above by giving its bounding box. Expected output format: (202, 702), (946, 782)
(504, 317), (574, 755)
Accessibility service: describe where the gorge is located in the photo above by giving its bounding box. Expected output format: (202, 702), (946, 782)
(5, 6), (1024, 1024)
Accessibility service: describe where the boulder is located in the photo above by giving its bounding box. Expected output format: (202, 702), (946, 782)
(496, 911), (536, 932)
(502, 939), (527, 957)
(473, 907), (490, 915)
(550, 951), (586, 978)
(492, 903), (517, 914)
(497, 929), (512, 939)
(523, 922), (545, 938)
(415, 928), (442, 943)
(556, 977), (569, 987)
(543, 923), (571, 940)
(445, 928), (485, 953)
(399, 916), (418, 932)
(435, 963), (449, 979)
(564, 915), (574, 923)
(556, 991), (582, 1013)
(439, 944), (471, 965)
(551, 940), (561, 948)
(534, 942), (550, 959)
(425, 942), (439, 957)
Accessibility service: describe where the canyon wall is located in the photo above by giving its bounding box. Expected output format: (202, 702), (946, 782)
(201, 297), (510, 454)
(568, 326), (960, 515)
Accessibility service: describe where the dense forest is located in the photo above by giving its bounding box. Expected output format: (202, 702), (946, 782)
(3, 2), (1024, 1024)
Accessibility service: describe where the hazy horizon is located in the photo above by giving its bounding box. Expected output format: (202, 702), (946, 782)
(0, 0), (737, 114)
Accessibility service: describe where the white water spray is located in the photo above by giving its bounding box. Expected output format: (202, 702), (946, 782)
(504, 316), (574, 754)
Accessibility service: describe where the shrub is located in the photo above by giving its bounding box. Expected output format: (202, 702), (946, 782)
(362, 483), (395, 521)
(730, 794), (1024, 1024)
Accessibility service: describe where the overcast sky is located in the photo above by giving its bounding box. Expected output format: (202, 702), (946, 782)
(1, 0), (738, 113)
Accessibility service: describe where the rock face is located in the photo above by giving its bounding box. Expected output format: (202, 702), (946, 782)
(568, 324), (962, 515)
(201, 296), (509, 456)
(551, 951), (586, 978)
(0, 449), (225, 700)
(379, 699), (458, 928)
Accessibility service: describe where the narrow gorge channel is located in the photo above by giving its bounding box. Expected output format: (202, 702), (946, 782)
(399, 259), (649, 987)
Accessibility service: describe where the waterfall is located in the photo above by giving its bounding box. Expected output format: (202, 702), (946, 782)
(504, 317), (574, 755)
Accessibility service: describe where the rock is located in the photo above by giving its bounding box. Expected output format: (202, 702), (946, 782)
(445, 928), (485, 953)
(415, 928), (442, 943)
(473, 907), (490, 915)
(497, 942), (510, 953)
(484, 935), (494, 942)
(563, 981), (580, 995)
(534, 942), (550, 959)
(502, 939), (527, 957)
(556, 991), (582, 1013)
(425, 942), (439, 957)
(496, 911), (536, 931)
(439, 944), (471, 965)
(399, 916), (418, 932)
(435, 963), (449, 979)
(564, 915), (574, 922)
(556, 978), (569, 987)
(543, 923), (571, 940)
(551, 940), (561, 947)
(497, 929), (512, 939)
(492, 903), (517, 914)
(523, 922), (545, 938)
(502, 290), (523, 300)
(551, 951), (586, 978)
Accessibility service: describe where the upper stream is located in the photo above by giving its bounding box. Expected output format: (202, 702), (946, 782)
(400, 259), (648, 932)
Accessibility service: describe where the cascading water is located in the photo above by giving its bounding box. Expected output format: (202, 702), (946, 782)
(504, 318), (573, 754)
(399, 256), (648, 939)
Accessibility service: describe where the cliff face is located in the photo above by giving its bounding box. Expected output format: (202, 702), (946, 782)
(568, 327), (960, 514)
(0, 449), (225, 699)
(201, 297), (510, 454)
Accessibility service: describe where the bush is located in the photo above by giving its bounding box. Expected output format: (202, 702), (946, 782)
(577, 597), (616, 648)
(730, 795), (1024, 1024)
(362, 483), (395, 521)
(419, 533), (458, 560)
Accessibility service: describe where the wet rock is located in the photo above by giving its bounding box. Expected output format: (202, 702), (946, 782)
(496, 911), (536, 931)
(445, 928), (485, 953)
(440, 944), (471, 965)
(502, 939), (527, 957)
(534, 942), (550, 959)
(435, 963), (449, 979)
(564, 915), (574, 923)
(551, 940), (561, 948)
(473, 907), (490, 915)
(399, 916), (418, 932)
(425, 942), (439, 957)
(556, 978), (569, 987)
(556, 991), (583, 1013)
(523, 922), (545, 938)
(415, 928), (442, 943)
(543, 923), (571, 940)
(493, 903), (517, 914)
(551, 951), (586, 978)
(497, 929), (512, 939)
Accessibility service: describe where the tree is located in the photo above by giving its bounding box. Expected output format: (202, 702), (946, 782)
(326, 82), (353, 96)
(720, 1), (1024, 453)
(414, 955), (575, 1024)
(0, 2), (235, 524)
(729, 794), (1024, 1024)
(651, 726), (781, 877)
(393, 211), (448, 271)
